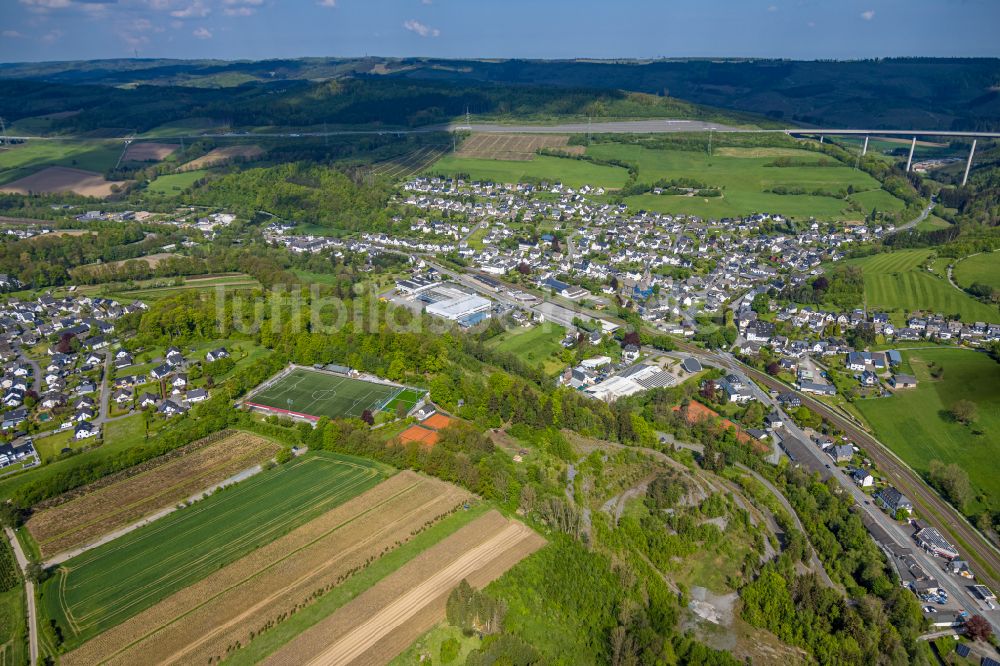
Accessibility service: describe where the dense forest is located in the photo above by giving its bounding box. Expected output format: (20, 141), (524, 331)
(0, 77), (749, 134)
(2, 57), (998, 131)
(190, 162), (395, 230)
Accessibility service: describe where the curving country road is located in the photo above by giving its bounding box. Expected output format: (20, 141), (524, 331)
(4, 527), (37, 666)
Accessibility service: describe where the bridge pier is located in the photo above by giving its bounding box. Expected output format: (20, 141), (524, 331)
(962, 139), (977, 187)
(861, 136), (869, 156)
(905, 137), (916, 172)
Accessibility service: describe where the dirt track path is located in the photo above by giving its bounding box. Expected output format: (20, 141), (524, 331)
(303, 522), (535, 666)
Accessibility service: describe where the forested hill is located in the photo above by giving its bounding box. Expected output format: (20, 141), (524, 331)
(0, 77), (760, 134)
(1, 57), (998, 131)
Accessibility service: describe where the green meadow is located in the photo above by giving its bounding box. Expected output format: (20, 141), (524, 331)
(427, 154), (630, 189)
(841, 249), (999, 323)
(488, 323), (568, 376)
(855, 348), (1000, 513)
(0, 140), (123, 185)
(145, 169), (208, 195)
(587, 142), (891, 219)
(953, 251), (1000, 291)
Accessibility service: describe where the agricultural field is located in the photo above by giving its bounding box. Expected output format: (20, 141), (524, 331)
(456, 133), (584, 161)
(373, 145), (450, 181)
(247, 367), (419, 420)
(840, 249), (999, 323)
(952, 251), (1000, 291)
(26, 432), (281, 559)
(41, 452), (391, 648)
(259, 510), (545, 666)
(0, 166), (125, 197)
(487, 323), (568, 375)
(60, 471), (471, 666)
(0, 140), (122, 186)
(144, 169), (207, 195)
(854, 348), (1000, 513)
(179, 145), (263, 171)
(588, 142), (892, 219)
(123, 142), (179, 162)
(427, 153), (630, 189)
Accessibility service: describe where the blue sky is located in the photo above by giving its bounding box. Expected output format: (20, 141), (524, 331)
(1, 0), (998, 63)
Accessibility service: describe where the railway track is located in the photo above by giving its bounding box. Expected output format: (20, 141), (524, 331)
(674, 339), (1000, 593)
(421, 256), (1000, 596)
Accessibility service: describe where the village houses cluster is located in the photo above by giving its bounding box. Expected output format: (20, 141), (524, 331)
(0, 290), (231, 472)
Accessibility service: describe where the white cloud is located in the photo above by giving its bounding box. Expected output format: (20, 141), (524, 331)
(171, 1), (209, 18)
(806, 20), (815, 28)
(2, 30), (25, 38)
(19, 0), (72, 8)
(192, 25), (212, 38)
(223, 0), (260, 10)
(403, 18), (439, 37)
(860, 9), (875, 20)
(767, 4), (777, 12)
(41, 28), (65, 43)
(317, 0), (336, 6)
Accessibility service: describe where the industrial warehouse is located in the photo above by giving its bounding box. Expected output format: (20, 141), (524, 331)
(395, 276), (492, 328)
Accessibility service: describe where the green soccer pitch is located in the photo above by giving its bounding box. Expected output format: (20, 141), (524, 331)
(246, 367), (423, 420)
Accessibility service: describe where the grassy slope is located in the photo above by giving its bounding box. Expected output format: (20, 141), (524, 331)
(0, 141), (122, 186)
(953, 251), (1000, 291)
(840, 249), (999, 323)
(488, 324), (568, 376)
(40, 452), (391, 649)
(848, 188), (905, 213)
(0, 586), (26, 666)
(427, 154), (630, 189)
(914, 214), (952, 231)
(854, 348), (1000, 512)
(145, 169), (207, 195)
(223, 502), (492, 665)
(588, 142), (888, 220)
(0, 413), (150, 503)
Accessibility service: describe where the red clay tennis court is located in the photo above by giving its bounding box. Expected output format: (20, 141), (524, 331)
(421, 413), (453, 430)
(398, 425), (440, 447)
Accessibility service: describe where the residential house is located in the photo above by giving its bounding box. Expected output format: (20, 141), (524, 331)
(875, 486), (913, 515)
(74, 421), (98, 440)
(205, 348), (230, 363)
(828, 444), (853, 464)
(185, 388), (208, 403)
(850, 467), (874, 488)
